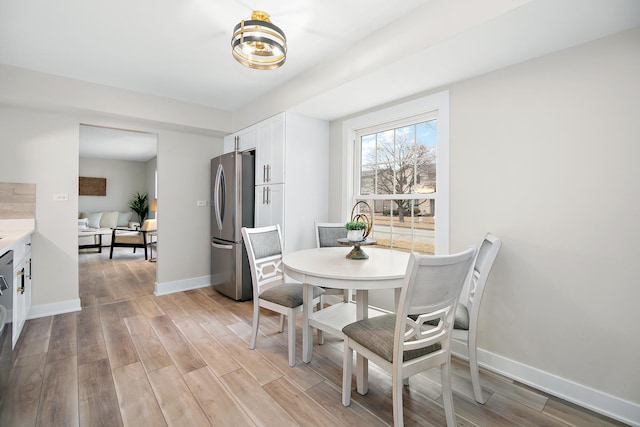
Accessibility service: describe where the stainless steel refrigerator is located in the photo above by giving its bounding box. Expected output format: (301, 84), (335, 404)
(210, 151), (255, 300)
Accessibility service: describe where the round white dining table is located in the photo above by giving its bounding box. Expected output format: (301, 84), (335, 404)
(283, 246), (410, 393)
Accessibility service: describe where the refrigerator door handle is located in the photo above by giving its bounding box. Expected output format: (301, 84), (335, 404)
(211, 241), (233, 250)
(214, 163), (225, 231)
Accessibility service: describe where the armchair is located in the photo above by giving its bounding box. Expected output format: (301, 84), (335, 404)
(109, 219), (157, 260)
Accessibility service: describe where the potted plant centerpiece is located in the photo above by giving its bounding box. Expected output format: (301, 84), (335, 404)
(345, 220), (367, 242)
(129, 192), (149, 227)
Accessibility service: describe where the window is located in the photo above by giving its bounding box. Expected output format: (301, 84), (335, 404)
(343, 92), (449, 254)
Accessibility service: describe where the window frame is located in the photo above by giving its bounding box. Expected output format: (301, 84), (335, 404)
(341, 91), (450, 254)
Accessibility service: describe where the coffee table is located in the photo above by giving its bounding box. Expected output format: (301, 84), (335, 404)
(78, 229), (104, 253)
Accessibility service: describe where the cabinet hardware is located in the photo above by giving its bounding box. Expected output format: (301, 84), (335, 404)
(17, 267), (25, 294)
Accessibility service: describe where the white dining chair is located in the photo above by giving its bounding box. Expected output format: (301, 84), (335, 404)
(341, 248), (476, 427)
(451, 232), (502, 403)
(242, 224), (325, 367)
(315, 222), (352, 303)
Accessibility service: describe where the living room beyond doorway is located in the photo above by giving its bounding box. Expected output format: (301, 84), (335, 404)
(78, 124), (159, 304)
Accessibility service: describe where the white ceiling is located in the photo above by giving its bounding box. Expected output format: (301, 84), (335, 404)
(2, 0), (640, 160)
(79, 125), (157, 161)
(0, 0), (428, 111)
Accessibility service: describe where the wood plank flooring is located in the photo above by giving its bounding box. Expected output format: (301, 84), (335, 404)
(0, 248), (628, 426)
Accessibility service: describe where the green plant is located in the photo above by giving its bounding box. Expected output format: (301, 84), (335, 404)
(345, 221), (367, 231)
(129, 192), (149, 223)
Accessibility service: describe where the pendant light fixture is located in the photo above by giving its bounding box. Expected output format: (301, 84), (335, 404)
(231, 10), (287, 70)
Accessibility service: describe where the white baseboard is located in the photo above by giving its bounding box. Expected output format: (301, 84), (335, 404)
(28, 298), (82, 320)
(450, 341), (639, 426)
(154, 275), (211, 296)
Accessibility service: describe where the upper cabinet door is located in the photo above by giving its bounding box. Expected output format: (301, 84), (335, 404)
(255, 114), (285, 185)
(223, 126), (257, 154)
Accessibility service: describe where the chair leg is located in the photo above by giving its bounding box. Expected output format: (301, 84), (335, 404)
(249, 301), (260, 350)
(468, 332), (486, 403)
(315, 296), (324, 345)
(279, 314), (285, 332)
(143, 245), (148, 260)
(393, 370), (404, 427)
(287, 311), (296, 367)
(109, 245), (114, 259)
(342, 339), (353, 406)
(441, 360), (457, 427)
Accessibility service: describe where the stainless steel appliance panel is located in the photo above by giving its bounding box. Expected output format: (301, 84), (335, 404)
(210, 151), (254, 300)
(211, 152), (255, 243)
(210, 238), (252, 300)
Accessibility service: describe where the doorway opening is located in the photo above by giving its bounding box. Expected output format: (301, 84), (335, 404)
(78, 124), (158, 306)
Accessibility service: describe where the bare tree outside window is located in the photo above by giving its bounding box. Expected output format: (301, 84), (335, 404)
(360, 120), (437, 222)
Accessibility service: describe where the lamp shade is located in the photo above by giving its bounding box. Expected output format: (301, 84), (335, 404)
(150, 198), (157, 213)
(231, 10), (286, 70)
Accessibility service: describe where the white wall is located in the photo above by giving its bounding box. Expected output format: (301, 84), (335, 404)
(78, 157), (149, 215)
(0, 102), (222, 314)
(449, 27), (639, 404)
(156, 131), (221, 286)
(328, 28), (639, 421)
(0, 106), (80, 310)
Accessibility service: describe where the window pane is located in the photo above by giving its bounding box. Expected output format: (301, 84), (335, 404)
(361, 133), (376, 167)
(360, 165), (375, 195)
(416, 120), (437, 193)
(356, 116), (439, 255)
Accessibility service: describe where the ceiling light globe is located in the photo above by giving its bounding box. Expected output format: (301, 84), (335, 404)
(231, 10), (287, 70)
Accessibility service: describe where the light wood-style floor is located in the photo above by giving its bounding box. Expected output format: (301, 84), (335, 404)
(0, 247), (627, 426)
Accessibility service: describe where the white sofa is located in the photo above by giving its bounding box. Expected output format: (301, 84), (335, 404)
(78, 211), (140, 248)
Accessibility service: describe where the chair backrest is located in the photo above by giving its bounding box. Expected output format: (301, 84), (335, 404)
(315, 222), (347, 248)
(242, 225), (286, 297)
(394, 248), (476, 361)
(461, 233), (502, 330)
(141, 219), (157, 232)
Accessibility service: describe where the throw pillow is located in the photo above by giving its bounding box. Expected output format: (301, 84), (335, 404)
(100, 211), (119, 228)
(83, 212), (102, 229)
(117, 211), (133, 227)
(78, 218), (89, 230)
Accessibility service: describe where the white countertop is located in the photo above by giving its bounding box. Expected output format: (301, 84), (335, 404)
(0, 219), (35, 254)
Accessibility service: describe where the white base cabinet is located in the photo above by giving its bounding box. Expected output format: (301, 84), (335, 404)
(12, 235), (32, 348)
(226, 112), (329, 253)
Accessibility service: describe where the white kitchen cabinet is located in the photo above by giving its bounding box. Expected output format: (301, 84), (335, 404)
(255, 183), (284, 233)
(223, 125), (257, 153)
(255, 114), (285, 185)
(253, 112), (329, 253)
(12, 234), (31, 348)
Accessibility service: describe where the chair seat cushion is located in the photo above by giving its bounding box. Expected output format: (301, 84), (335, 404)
(453, 303), (469, 330)
(260, 283), (325, 308)
(343, 314), (441, 363)
(114, 233), (144, 244)
(421, 303), (469, 331)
